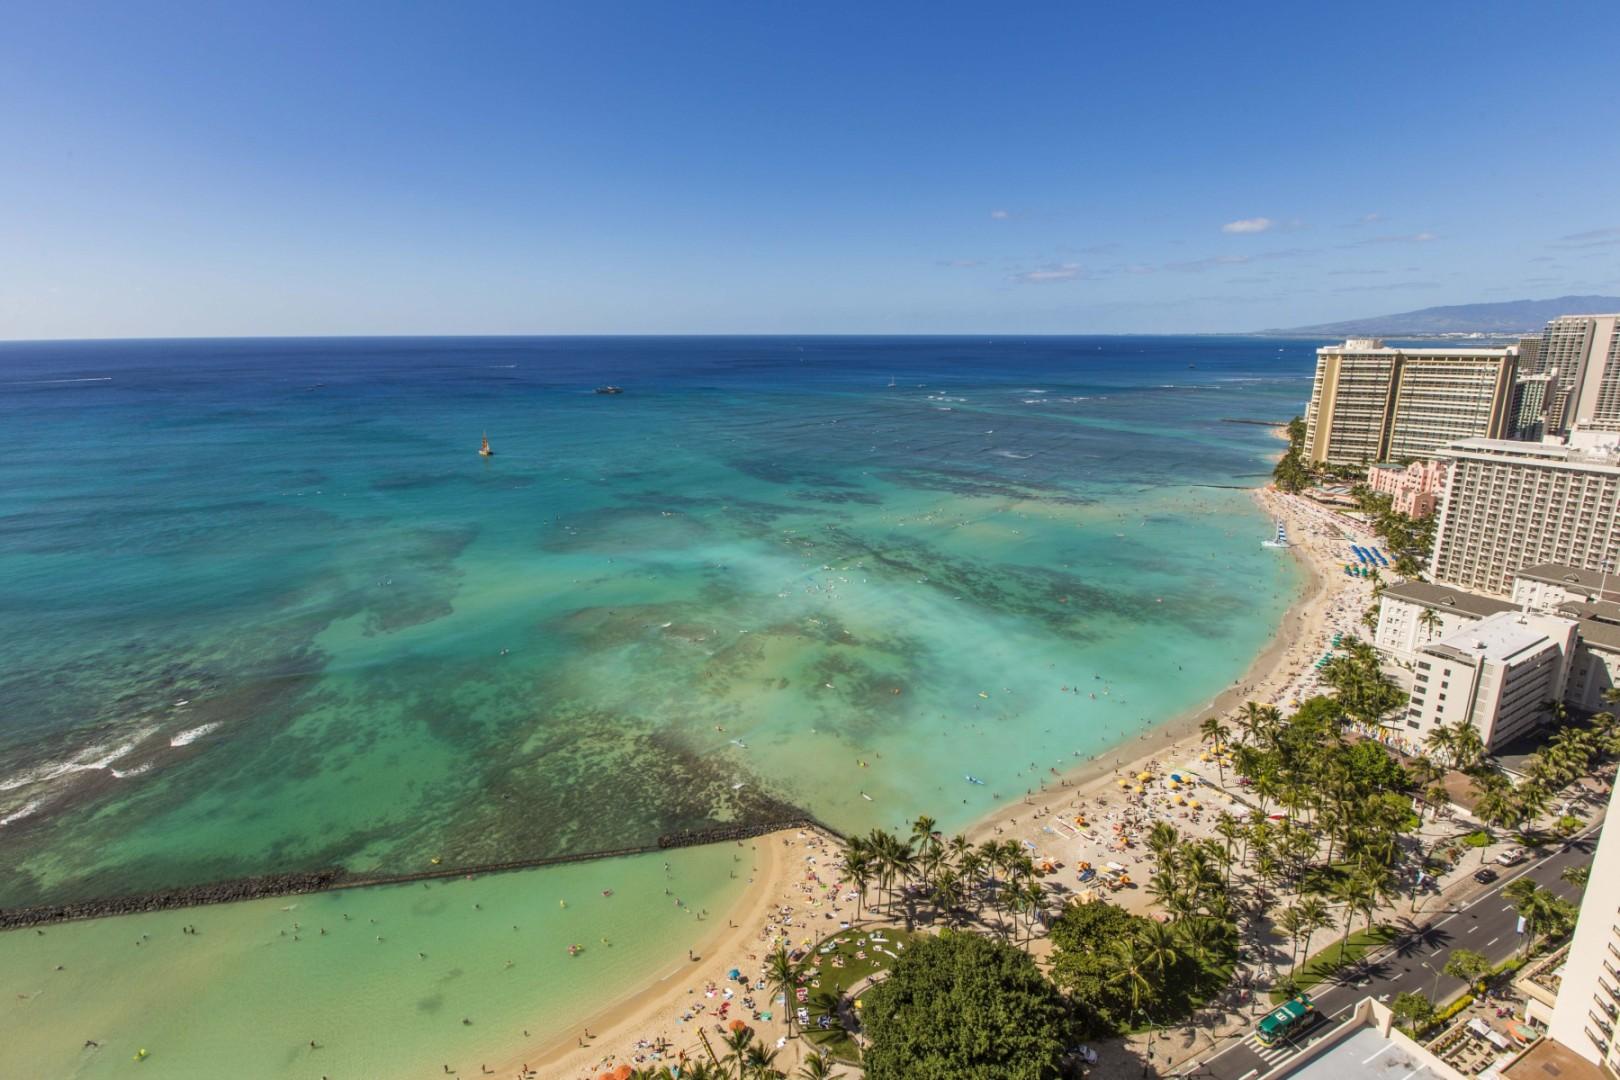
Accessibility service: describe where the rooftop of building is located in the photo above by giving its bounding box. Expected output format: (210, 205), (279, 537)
(1497, 1037), (1608, 1080)
(1422, 610), (1567, 665)
(1271, 1023), (1460, 1080)
(1517, 564), (1617, 593)
(1576, 616), (1620, 653)
(1319, 347), (1516, 358)
(1382, 579), (1519, 618)
(1438, 438), (1620, 470)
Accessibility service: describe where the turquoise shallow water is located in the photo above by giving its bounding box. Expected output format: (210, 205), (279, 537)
(0, 336), (1311, 908)
(0, 843), (747, 1078)
(0, 335), (1314, 1075)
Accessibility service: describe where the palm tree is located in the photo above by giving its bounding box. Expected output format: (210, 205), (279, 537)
(1450, 720), (1486, 775)
(842, 847), (873, 923)
(1108, 936), (1157, 1026)
(1503, 878), (1560, 956)
(910, 815), (940, 856)
(764, 945), (804, 1039)
(743, 1043), (780, 1078)
(1562, 864), (1591, 890)
(721, 1025), (756, 1080)
(797, 1052), (841, 1080)
(1295, 896), (1333, 973)
(1200, 716), (1231, 783)
(1148, 821), (1181, 866)
(1417, 606), (1443, 641)
(1137, 920), (1183, 982)
(1214, 813), (1242, 884)
(1423, 724), (1458, 770)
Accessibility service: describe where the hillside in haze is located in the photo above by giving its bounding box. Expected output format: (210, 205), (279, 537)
(1263, 295), (1620, 337)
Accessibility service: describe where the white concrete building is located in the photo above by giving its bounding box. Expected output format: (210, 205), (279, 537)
(1514, 564), (1620, 611)
(1548, 780), (1620, 1069)
(1430, 439), (1620, 596)
(1404, 611), (1577, 750)
(1375, 580), (1518, 663)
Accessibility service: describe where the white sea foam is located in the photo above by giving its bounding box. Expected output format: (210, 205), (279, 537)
(0, 727), (158, 792)
(111, 764), (154, 778)
(992, 450), (1035, 460)
(170, 723), (220, 748)
(0, 800), (43, 827)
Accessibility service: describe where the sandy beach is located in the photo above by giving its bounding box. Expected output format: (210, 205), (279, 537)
(469, 487), (1379, 1079)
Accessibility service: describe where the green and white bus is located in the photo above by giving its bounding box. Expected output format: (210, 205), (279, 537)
(1256, 995), (1315, 1047)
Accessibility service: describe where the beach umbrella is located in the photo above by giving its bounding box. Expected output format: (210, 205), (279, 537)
(1133, 784), (1145, 794)
(729, 1019), (749, 1032)
(1137, 771), (1152, 781)
(612, 1067), (634, 1080)
(1116, 778), (1129, 788)
(1189, 799), (1200, 809)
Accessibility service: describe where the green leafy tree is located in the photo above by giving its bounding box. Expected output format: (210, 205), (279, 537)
(862, 930), (1072, 1080)
(1443, 948), (1491, 992)
(1390, 991), (1434, 1034)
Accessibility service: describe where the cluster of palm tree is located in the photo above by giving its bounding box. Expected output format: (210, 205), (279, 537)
(621, 1039), (843, 1079)
(1426, 701), (1620, 840)
(840, 817), (1051, 947)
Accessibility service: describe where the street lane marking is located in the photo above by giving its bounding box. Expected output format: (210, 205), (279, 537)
(1486, 937), (1499, 947)
(1467, 924), (1479, 933)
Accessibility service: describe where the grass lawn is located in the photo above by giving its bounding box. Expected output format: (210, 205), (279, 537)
(798, 926), (919, 1062)
(1271, 924), (1397, 1002)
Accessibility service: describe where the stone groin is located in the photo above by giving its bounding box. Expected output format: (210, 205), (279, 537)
(0, 818), (845, 930)
(0, 868), (346, 930)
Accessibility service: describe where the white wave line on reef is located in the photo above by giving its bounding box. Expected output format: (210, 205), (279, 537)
(170, 723), (220, 747)
(0, 800), (43, 827)
(0, 726), (159, 792)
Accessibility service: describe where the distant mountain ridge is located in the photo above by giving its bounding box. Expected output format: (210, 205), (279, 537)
(1262, 295), (1620, 337)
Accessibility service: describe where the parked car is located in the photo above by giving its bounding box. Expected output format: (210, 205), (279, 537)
(1496, 847), (1527, 866)
(1474, 867), (1499, 884)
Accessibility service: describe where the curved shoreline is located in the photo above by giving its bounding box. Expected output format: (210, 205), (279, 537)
(483, 487), (1362, 1079)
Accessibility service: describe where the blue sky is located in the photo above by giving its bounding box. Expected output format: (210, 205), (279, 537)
(2, 1), (1617, 338)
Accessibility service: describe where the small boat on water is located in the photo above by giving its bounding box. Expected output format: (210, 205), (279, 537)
(965, 775), (985, 785)
(1261, 518), (1289, 548)
(478, 432), (494, 457)
(594, 385), (624, 395)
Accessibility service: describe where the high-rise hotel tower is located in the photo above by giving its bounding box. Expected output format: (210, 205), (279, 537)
(1302, 339), (1518, 465)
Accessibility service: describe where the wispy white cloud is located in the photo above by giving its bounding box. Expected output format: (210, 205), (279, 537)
(1221, 217), (1273, 234)
(1167, 254), (1251, 273)
(936, 259), (984, 268)
(1553, 226), (1620, 249)
(1354, 231), (1437, 246)
(1332, 280), (1440, 293)
(1337, 212), (1385, 228)
(1014, 262), (1085, 284)
(989, 209), (1011, 220)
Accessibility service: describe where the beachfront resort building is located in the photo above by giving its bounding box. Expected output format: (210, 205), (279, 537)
(1547, 780), (1620, 1070)
(1367, 459), (1450, 518)
(1534, 313), (1620, 437)
(1373, 580), (1517, 663)
(1428, 439), (1620, 597)
(1302, 339), (1518, 465)
(1402, 610), (1577, 750)
(1375, 566), (1620, 744)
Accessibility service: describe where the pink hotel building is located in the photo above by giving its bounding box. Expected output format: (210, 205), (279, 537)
(1366, 459), (1450, 518)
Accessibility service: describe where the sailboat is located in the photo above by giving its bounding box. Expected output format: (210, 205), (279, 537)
(479, 432), (494, 457)
(1261, 518), (1289, 548)
(888, 376), (897, 388)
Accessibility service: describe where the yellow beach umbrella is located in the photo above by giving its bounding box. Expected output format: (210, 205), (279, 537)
(1189, 799), (1201, 809)
(1116, 778), (1130, 788)
(1133, 784), (1145, 794)
(1137, 771), (1152, 782)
